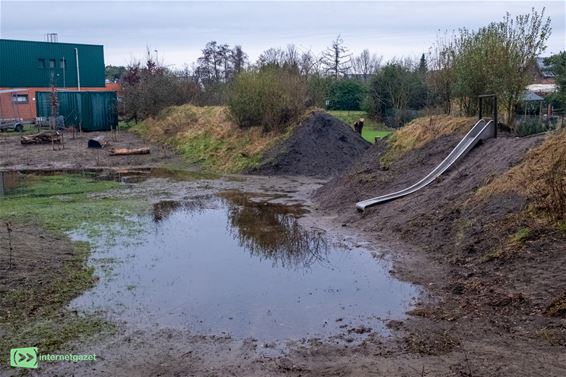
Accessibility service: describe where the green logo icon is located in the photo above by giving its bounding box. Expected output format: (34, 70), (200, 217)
(10, 347), (38, 369)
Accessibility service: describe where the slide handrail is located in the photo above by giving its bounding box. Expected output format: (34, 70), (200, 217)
(356, 119), (495, 211)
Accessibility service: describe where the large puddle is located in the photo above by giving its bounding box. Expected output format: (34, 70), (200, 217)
(70, 189), (418, 341)
(1, 170), (419, 341)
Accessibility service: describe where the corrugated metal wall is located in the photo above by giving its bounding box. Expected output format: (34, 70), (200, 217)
(36, 91), (118, 132)
(0, 39), (105, 88)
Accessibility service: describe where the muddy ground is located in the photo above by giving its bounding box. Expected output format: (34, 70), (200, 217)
(315, 133), (566, 376)
(1, 130), (565, 376)
(0, 130), (181, 171)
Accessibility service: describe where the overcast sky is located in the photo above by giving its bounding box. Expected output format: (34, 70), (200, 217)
(1, 1), (564, 68)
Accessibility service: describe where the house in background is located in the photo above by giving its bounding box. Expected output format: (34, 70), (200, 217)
(527, 57), (557, 98)
(0, 37), (118, 130)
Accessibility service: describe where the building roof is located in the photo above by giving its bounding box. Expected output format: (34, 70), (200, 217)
(526, 83), (557, 94)
(0, 38), (102, 46)
(522, 90), (544, 102)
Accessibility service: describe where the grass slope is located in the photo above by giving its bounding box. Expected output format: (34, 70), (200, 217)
(132, 105), (291, 173)
(380, 115), (475, 167)
(474, 129), (566, 242)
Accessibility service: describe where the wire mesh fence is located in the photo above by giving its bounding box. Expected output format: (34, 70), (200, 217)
(513, 114), (564, 136)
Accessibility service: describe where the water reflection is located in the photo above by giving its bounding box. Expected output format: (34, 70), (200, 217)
(99, 168), (216, 184)
(219, 191), (329, 269)
(72, 189), (419, 340)
(151, 192), (329, 269)
(152, 199), (208, 223)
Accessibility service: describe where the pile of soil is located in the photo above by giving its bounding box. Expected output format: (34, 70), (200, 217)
(316, 133), (544, 258)
(315, 131), (566, 372)
(249, 112), (370, 177)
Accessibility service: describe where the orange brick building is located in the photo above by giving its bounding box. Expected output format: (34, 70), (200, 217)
(0, 84), (121, 121)
(0, 39), (121, 122)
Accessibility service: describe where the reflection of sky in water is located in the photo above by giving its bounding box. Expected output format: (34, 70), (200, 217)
(71, 193), (419, 341)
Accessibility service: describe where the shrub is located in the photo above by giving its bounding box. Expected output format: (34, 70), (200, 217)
(514, 118), (548, 137)
(306, 75), (332, 108)
(122, 60), (199, 121)
(228, 67), (307, 132)
(326, 79), (367, 111)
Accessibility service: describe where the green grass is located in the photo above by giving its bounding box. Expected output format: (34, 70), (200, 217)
(2, 315), (115, 356)
(130, 105), (271, 174)
(481, 248), (503, 263)
(362, 129), (393, 142)
(118, 120), (137, 130)
(0, 174), (146, 239)
(0, 174), (148, 358)
(0, 239), (116, 357)
(327, 110), (392, 143)
(174, 133), (264, 173)
(5, 174), (118, 198)
(0, 127), (38, 137)
(511, 227), (531, 244)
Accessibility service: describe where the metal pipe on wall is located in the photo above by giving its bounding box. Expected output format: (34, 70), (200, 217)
(75, 48), (81, 91)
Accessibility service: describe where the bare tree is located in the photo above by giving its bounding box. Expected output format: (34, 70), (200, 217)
(320, 35), (352, 78)
(284, 44), (300, 69)
(257, 47), (286, 67)
(352, 49), (381, 79)
(428, 31), (457, 113)
(299, 50), (319, 77)
(122, 56), (197, 121)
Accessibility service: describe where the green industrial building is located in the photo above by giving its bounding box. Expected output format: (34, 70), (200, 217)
(0, 38), (117, 131)
(0, 39), (105, 88)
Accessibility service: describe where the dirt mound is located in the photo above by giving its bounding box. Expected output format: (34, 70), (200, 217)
(315, 126), (548, 262)
(316, 133), (542, 244)
(249, 111), (370, 177)
(315, 124), (566, 366)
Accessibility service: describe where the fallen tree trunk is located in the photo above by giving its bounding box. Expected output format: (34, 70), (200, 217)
(109, 147), (150, 156)
(21, 131), (61, 145)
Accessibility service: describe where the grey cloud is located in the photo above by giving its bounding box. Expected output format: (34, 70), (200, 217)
(1, 1), (564, 66)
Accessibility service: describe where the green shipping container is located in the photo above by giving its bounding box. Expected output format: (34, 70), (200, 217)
(36, 91), (118, 132)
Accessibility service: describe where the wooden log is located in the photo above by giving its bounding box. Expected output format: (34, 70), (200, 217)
(21, 131), (61, 145)
(109, 147), (150, 156)
(88, 136), (108, 149)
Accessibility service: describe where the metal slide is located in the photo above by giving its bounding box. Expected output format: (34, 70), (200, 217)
(356, 119), (496, 211)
